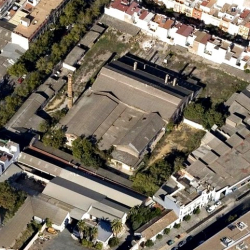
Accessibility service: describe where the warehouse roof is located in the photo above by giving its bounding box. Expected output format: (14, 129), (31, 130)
(0, 196), (69, 248)
(64, 46), (86, 66)
(42, 176), (142, 220)
(5, 93), (46, 132)
(92, 54), (201, 121)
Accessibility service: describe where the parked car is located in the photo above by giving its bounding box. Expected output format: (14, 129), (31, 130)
(207, 205), (216, 213)
(215, 201), (222, 207)
(171, 247), (178, 250)
(186, 235), (193, 242)
(167, 240), (175, 246)
(178, 240), (186, 247)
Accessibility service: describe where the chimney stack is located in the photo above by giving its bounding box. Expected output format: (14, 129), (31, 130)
(133, 61), (138, 71)
(173, 78), (177, 86)
(68, 74), (73, 109)
(165, 74), (169, 84)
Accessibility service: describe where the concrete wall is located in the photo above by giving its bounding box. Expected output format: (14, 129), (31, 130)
(23, 223), (47, 250)
(105, 7), (125, 21)
(183, 118), (206, 131)
(62, 62), (76, 72)
(11, 33), (29, 50)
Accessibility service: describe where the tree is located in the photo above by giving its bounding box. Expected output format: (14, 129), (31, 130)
(108, 237), (119, 247)
(111, 219), (123, 236)
(174, 223), (181, 229)
(39, 120), (50, 133)
(36, 57), (54, 74)
(193, 207), (201, 215)
(45, 218), (52, 227)
(183, 214), (191, 221)
(156, 234), (163, 240)
(145, 240), (154, 247)
(90, 227), (98, 241)
(95, 242), (103, 250)
(42, 128), (66, 149)
(8, 62), (27, 77)
(0, 182), (20, 210)
(72, 137), (104, 167)
(77, 220), (86, 239)
(163, 228), (170, 234)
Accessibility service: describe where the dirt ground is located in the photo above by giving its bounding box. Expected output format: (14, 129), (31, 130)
(149, 124), (205, 166)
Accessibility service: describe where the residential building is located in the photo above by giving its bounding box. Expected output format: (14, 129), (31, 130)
(0, 139), (20, 175)
(173, 24), (194, 47)
(105, 0), (250, 70)
(153, 169), (215, 221)
(195, 210), (250, 250)
(190, 30), (212, 56)
(0, 0), (13, 18)
(192, 7), (203, 19)
(9, 0), (71, 50)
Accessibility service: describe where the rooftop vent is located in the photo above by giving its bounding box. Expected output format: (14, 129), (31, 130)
(236, 222), (248, 231)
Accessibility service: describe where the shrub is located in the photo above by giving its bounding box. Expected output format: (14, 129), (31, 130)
(156, 234), (163, 240)
(174, 223), (181, 229)
(95, 242), (103, 250)
(183, 215), (191, 221)
(108, 237), (119, 247)
(145, 239), (154, 247)
(245, 69), (250, 74)
(163, 228), (170, 234)
(82, 239), (94, 248)
(45, 218), (52, 228)
(193, 207), (201, 215)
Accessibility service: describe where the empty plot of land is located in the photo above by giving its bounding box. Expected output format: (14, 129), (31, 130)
(149, 124), (205, 166)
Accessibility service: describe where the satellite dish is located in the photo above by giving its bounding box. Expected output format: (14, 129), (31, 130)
(13, 6), (18, 11)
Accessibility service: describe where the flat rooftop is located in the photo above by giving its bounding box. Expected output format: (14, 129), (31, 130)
(14, 0), (66, 39)
(187, 127), (250, 190)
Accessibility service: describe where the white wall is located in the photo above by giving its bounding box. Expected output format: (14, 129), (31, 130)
(62, 63), (76, 72)
(105, 7), (125, 21)
(174, 33), (187, 47)
(11, 33), (29, 50)
(201, 13), (221, 26)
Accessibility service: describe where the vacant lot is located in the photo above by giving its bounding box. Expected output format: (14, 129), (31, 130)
(149, 124), (205, 166)
(73, 28), (138, 96)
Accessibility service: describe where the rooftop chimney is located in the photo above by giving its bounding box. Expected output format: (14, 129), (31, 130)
(165, 74), (169, 84)
(133, 61), (138, 71)
(173, 78), (177, 86)
(68, 74), (73, 109)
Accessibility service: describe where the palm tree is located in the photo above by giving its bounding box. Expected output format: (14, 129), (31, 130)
(90, 227), (98, 241)
(111, 219), (123, 237)
(77, 220), (86, 239)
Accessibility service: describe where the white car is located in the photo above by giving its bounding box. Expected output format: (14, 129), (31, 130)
(215, 201), (222, 207)
(207, 205), (216, 213)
